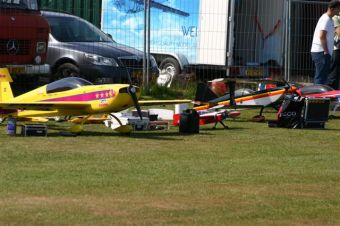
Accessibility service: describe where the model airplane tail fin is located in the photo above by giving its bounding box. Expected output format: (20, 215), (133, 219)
(0, 68), (14, 102)
(194, 82), (219, 104)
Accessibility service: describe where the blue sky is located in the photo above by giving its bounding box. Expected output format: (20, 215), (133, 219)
(101, 0), (199, 63)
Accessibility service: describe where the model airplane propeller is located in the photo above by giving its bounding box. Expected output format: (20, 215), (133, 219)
(0, 68), (190, 134)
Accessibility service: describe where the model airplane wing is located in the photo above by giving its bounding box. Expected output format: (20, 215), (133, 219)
(0, 100), (191, 110)
(0, 102), (89, 111)
(138, 99), (192, 106)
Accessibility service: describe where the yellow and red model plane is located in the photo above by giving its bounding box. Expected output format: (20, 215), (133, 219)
(0, 68), (190, 134)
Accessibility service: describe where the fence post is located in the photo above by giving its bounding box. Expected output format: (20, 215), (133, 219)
(284, 0), (291, 81)
(143, 0), (151, 93)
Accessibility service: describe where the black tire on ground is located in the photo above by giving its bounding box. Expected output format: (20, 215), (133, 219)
(55, 63), (81, 80)
(159, 57), (181, 77)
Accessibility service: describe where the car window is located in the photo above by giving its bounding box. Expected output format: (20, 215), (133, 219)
(46, 77), (93, 94)
(45, 15), (113, 43)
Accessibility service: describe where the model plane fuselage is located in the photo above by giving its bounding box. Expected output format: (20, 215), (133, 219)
(194, 86), (287, 111)
(0, 77), (139, 118)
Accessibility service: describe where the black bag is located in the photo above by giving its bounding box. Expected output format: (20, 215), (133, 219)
(179, 109), (199, 133)
(275, 96), (305, 128)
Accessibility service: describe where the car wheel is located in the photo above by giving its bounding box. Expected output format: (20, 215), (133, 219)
(159, 57), (181, 78)
(158, 58), (181, 87)
(55, 63), (81, 80)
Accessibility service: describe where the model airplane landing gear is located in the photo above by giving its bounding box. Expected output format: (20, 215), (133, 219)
(107, 113), (133, 134)
(0, 117), (6, 124)
(212, 121), (229, 129)
(251, 106), (266, 122)
(60, 115), (92, 136)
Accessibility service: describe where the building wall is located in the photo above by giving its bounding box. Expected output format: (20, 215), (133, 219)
(38, 0), (102, 28)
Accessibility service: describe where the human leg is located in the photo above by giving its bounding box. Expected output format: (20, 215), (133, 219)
(328, 50), (340, 89)
(311, 52), (331, 84)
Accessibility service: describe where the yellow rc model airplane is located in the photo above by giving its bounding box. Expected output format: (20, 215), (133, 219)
(0, 68), (190, 134)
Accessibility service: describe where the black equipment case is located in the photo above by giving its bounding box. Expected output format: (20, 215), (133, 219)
(269, 97), (330, 129)
(21, 124), (48, 136)
(179, 109), (200, 133)
(303, 98), (330, 128)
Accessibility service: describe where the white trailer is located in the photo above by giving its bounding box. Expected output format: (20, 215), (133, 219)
(101, 0), (285, 80)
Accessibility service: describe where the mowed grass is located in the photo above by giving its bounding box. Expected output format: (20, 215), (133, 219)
(0, 109), (340, 225)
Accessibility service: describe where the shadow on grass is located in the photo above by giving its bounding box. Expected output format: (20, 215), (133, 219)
(199, 126), (247, 131)
(309, 128), (340, 131)
(44, 130), (224, 141)
(0, 123), (247, 140)
(44, 123), (211, 138)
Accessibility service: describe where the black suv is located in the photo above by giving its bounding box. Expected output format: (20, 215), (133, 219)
(42, 11), (159, 84)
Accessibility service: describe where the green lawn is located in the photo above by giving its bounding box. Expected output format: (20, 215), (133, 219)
(0, 110), (339, 225)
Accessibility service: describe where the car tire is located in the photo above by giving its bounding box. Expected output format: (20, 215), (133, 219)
(55, 63), (81, 80)
(159, 57), (181, 78)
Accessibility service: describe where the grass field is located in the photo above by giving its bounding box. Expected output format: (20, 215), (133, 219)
(0, 109), (339, 225)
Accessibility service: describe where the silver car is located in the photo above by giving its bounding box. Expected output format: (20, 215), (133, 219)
(42, 11), (159, 84)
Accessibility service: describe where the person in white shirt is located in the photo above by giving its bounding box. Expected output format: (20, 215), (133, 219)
(311, 0), (340, 85)
(328, 15), (340, 89)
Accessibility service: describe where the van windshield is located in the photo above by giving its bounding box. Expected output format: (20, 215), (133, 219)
(46, 15), (113, 43)
(0, 0), (38, 10)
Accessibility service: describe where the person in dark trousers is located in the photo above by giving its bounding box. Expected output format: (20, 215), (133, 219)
(311, 0), (340, 85)
(328, 15), (340, 90)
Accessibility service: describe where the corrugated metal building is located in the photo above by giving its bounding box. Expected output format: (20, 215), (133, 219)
(38, 0), (102, 28)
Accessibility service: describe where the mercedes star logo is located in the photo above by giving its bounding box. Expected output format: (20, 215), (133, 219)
(7, 40), (19, 55)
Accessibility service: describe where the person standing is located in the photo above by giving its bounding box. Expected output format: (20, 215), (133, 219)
(328, 15), (340, 90)
(311, 0), (340, 85)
